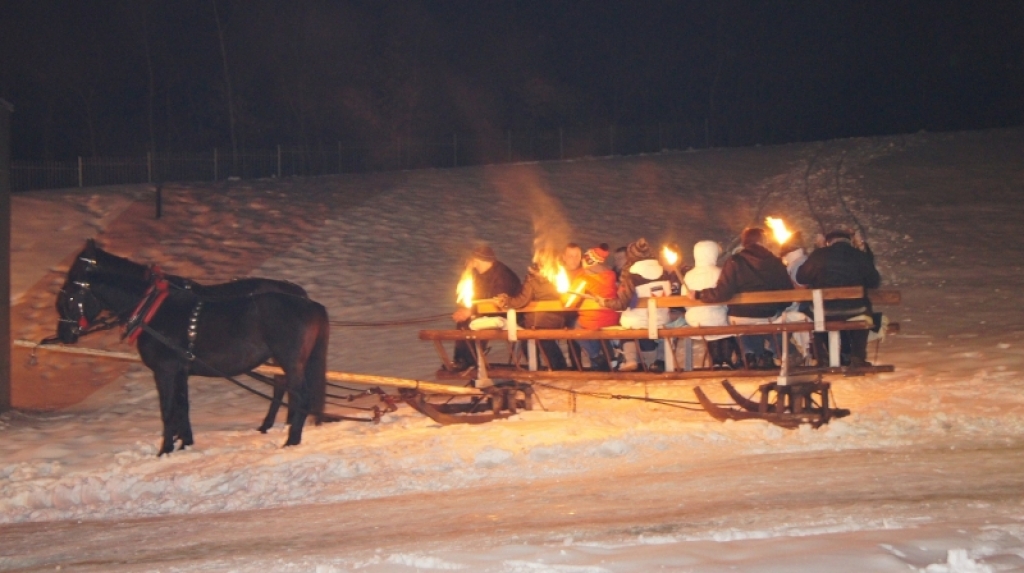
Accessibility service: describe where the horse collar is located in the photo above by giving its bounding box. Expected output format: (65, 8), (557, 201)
(124, 267), (171, 344)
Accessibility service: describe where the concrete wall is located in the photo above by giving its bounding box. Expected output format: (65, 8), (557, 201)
(0, 99), (11, 412)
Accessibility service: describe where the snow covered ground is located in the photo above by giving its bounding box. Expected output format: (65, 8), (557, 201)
(2, 128), (1024, 571)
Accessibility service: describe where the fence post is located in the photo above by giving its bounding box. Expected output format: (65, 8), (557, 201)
(453, 133), (458, 168)
(213, 148), (218, 181)
(559, 127), (564, 160)
(77, 156), (83, 187)
(147, 151), (152, 184)
(609, 125), (615, 156)
(507, 130), (512, 162)
(337, 141), (342, 174)
(277, 145), (282, 178)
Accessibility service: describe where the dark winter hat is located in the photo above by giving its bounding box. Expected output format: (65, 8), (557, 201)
(779, 231), (804, 256)
(626, 238), (652, 260)
(471, 245), (496, 262)
(582, 245), (609, 267)
(825, 229), (853, 245)
(741, 227), (768, 249)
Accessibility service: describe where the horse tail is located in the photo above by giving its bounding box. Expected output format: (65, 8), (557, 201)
(307, 305), (329, 421)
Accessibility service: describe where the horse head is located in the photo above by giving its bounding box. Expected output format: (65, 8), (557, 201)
(55, 274), (105, 344)
(54, 241), (151, 343)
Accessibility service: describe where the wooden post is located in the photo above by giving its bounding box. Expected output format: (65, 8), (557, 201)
(78, 156), (83, 187)
(684, 338), (694, 371)
(0, 99), (11, 412)
(507, 130), (512, 162)
(664, 338), (676, 372)
(147, 151), (152, 184)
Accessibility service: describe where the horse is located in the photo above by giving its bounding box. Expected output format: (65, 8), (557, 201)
(52, 239), (309, 433)
(55, 246), (329, 455)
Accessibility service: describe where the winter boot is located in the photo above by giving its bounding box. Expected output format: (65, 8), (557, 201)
(618, 341), (639, 372)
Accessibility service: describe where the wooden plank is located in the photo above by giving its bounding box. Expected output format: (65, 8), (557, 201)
(420, 320), (875, 342)
(435, 364), (895, 382)
(472, 287), (899, 314)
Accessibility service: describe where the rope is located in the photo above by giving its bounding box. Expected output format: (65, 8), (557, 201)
(530, 381), (729, 412)
(329, 314), (449, 328)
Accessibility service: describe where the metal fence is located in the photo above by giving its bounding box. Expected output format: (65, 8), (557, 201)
(11, 122), (704, 191)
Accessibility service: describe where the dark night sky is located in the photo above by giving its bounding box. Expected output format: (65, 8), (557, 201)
(1, 0), (1022, 160)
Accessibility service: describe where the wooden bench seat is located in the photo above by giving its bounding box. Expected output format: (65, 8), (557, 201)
(421, 287), (900, 379)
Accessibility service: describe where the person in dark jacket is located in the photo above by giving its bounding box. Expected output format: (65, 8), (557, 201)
(690, 227), (793, 369)
(450, 245), (522, 372)
(796, 229), (881, 367)
(494, 263), (567, 370)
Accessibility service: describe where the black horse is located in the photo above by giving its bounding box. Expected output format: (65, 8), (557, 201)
(54, 240), (309, 433)
(55, 242), (329, 454)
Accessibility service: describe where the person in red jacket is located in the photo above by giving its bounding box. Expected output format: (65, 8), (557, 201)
(573, 245), (619, 371)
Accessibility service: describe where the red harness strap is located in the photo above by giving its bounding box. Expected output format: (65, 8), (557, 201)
(124, 266), (171, 344)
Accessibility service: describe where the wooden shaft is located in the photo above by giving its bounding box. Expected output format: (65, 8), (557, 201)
(15, 340), (482, 396)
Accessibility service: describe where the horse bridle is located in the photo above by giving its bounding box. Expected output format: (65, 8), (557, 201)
(43, 258), (127, 345)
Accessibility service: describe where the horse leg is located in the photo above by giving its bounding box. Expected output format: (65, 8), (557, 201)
(283, 368), (308, 447)
(283, 320), (328, 446)
(307, 323), (328, 427)
(152, 365), (179, 456)
(257, 375), (287, 433)
(173, 370), (193, 449)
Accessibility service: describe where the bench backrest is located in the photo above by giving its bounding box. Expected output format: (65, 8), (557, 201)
(472, 287), (899, 314)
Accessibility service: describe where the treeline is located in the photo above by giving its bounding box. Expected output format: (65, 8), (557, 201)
(1, 0), (1021, 162)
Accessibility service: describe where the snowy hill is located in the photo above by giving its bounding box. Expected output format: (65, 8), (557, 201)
(2, 127), (1024, 571)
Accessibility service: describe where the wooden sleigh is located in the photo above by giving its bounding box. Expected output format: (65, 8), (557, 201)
(420, 287), (900, 427)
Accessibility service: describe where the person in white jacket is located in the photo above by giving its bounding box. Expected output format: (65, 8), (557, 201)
(682, 240), (738, 369)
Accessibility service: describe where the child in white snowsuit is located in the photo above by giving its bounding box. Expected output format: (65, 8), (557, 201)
(683, 241), (737, 369)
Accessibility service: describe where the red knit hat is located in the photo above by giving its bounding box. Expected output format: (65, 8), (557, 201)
(582, 245), (609, 267)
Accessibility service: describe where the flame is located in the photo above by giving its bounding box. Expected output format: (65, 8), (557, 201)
(456, 268), (474, 308)
(531, 248), (570, 292)
(554, 266), (570, 293)
(662, 245), (679, 266)
(765, 217), (792, 244)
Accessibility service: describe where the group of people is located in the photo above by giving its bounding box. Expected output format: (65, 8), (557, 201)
(450, 224), (881, 373)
